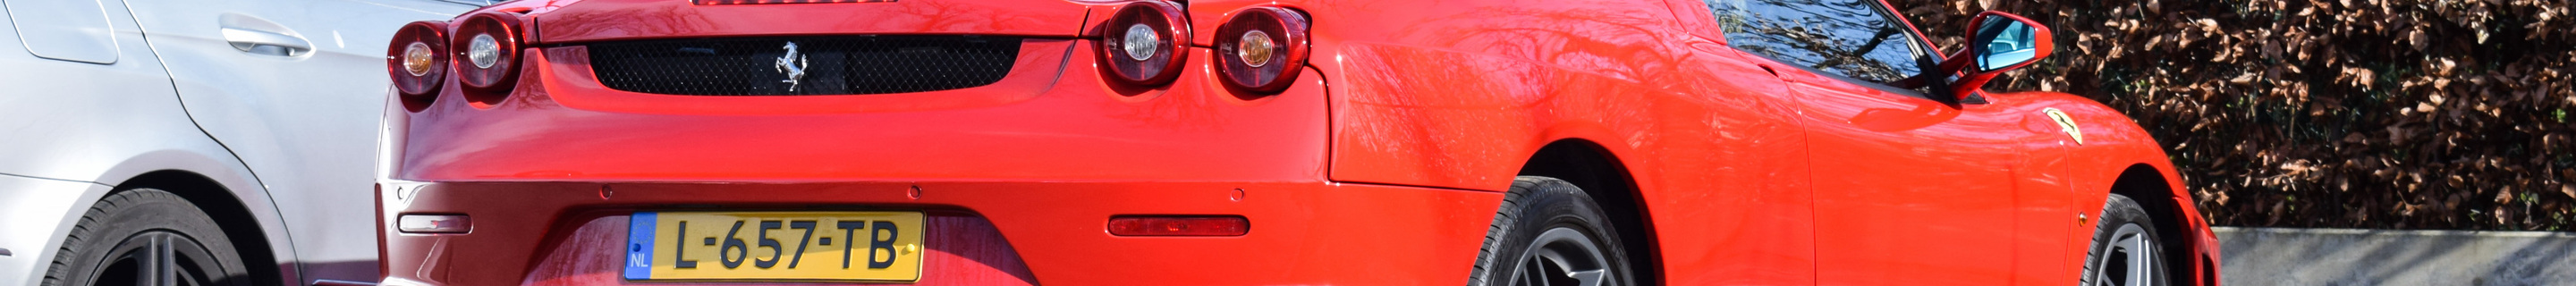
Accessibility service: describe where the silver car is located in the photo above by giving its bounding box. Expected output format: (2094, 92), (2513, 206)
(0, 0), (478, 285)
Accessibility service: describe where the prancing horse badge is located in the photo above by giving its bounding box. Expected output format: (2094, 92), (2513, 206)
(775, 42), (809, 92)
(2042, 108), (2084, 145)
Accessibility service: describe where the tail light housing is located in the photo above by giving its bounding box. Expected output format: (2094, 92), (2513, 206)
(1212, 7), (1310, 94)
(1097, 1), (1189, 87)
(451, 12), (525, 96)
(387, 21), (447, 105)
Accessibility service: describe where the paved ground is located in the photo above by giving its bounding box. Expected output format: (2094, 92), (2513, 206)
(2217, 227), (2576, 286)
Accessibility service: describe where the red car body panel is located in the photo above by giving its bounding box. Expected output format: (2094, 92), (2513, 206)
(381, 0), (2218, 284)
(529, 0), (1091, 42)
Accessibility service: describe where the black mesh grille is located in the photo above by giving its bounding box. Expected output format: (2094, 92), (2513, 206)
(587, 36), (1021, 96)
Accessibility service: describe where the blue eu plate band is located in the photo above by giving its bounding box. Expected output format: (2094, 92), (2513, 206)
(623, 212), (659, 280)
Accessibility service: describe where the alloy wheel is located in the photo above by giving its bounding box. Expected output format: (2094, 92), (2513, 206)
(2088, 223), (2158, 286)
(86, 231), (228, 286)
(1509, 227), (1614, 286)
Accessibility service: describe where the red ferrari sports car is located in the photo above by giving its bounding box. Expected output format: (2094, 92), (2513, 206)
(376, 0), (2218, 285)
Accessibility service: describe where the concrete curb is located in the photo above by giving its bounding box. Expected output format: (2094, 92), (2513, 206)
(2216, 226), (2576, 286)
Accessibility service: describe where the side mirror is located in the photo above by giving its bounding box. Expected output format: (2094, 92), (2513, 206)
(1933, 11), (2052, 99)
(1970, 13), (2049, 72)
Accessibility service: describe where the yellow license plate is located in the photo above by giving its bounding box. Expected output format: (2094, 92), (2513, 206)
(624, 211), (925, 282)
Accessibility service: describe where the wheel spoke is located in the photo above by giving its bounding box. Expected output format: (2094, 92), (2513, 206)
(159, 234), (181, 286)
(136, 233), (162, 286)
(2127, 237), (2154, 286)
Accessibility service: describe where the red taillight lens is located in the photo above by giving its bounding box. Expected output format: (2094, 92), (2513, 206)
(387, 21), (447, 105)
(451, 13), (524, 96)
(1096, 1), (1190, 87)
(1213, 7), (1310, 94)
(692, 0), (893, 4)
(1107, 215), (1249, 236)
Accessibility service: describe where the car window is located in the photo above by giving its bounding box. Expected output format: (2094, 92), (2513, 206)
(1702, 0), (1925, 84)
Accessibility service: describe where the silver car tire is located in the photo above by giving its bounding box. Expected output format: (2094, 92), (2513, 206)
(42, 189), (250, 286)
(2080, 194), (2169, 286)
(1469, 176), (1635, 286)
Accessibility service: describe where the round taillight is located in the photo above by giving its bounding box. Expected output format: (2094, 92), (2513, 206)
(1213, 7), (1309, 94)
(1097, 1), (1189, 87)
(450, 13), (524, 95)
(387, 21), (448, 103)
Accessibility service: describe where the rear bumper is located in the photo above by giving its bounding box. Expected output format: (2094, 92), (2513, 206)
(382, 32), (1498, 285)
(377, 181), (1501, 285)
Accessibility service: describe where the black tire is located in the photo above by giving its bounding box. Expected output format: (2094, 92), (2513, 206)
(2080, 194), (2169, 286)
(43, 189), (252, 286)
(1468, 176), (1635, 286)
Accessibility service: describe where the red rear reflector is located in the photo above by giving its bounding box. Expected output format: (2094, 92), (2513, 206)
(1107, 215), (1249, 236)
(693, 0), (894, 4)
(397, 214), (472, 233)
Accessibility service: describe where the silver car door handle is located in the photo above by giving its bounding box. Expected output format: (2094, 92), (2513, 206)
(221, 27), (310, 55)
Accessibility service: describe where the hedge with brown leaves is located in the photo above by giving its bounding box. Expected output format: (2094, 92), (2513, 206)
(1887, 0), (2576, 230)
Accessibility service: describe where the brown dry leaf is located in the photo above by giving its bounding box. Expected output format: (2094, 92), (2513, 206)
(2409, 29), (2430, 50)
(2282, 162), (2314, 175)
(2264, 40), (2284, 60)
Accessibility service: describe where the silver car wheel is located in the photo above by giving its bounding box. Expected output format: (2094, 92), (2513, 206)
(2088, 223), (2158, 286)
(1509, 227), (1614, 286)
(86, 231), (228, 286)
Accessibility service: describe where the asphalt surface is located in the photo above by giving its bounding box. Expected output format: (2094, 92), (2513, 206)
(2217, 227), (2576, 286)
